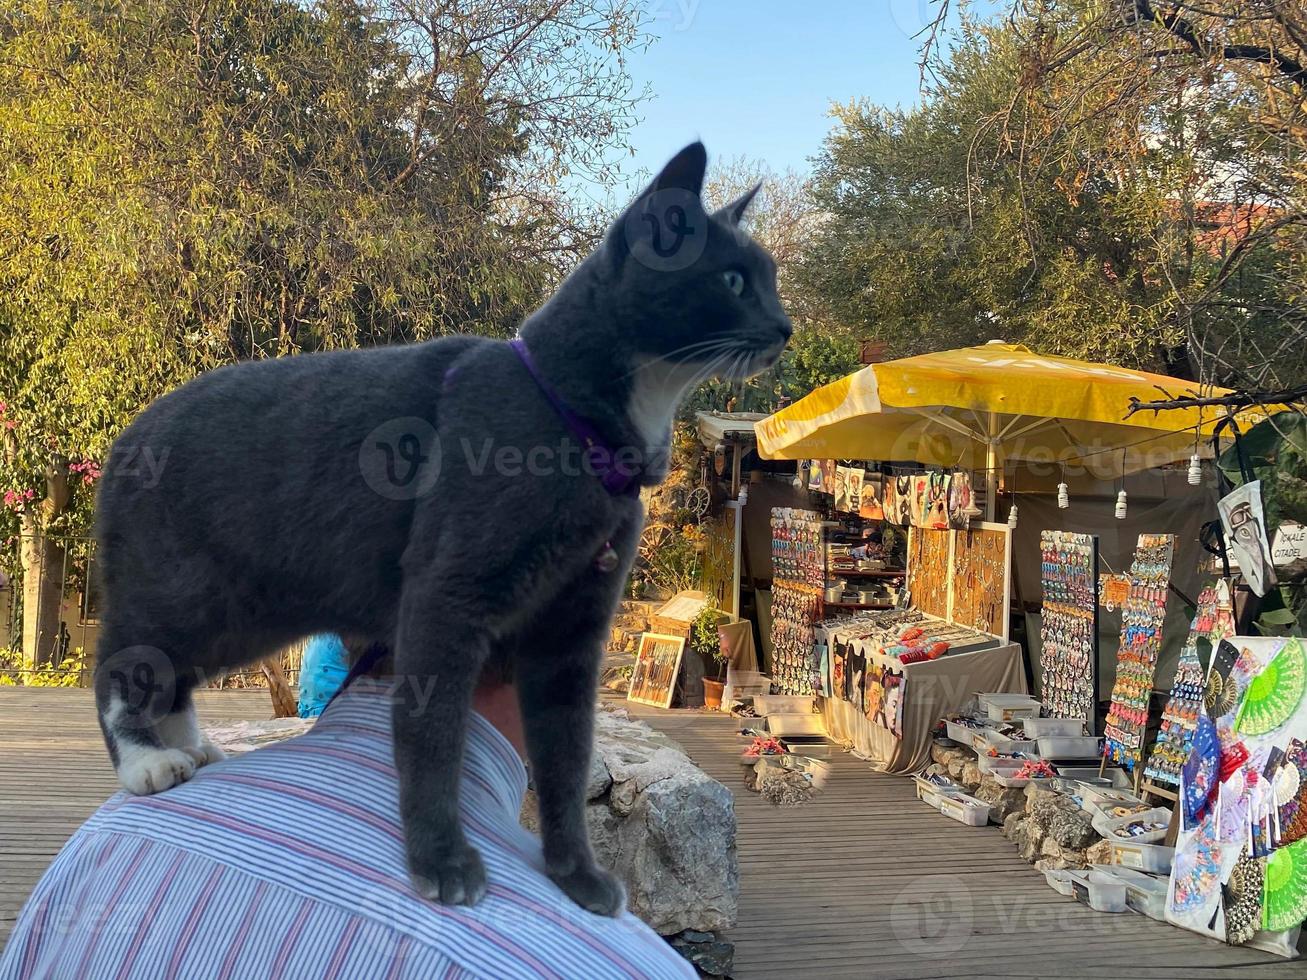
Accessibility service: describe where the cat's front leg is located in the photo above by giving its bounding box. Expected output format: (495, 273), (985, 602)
(514, 518), (641, 917)
(391, 580), (490, 905)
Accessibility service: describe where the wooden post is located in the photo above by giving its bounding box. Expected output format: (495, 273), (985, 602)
(261, 657), (297, 718)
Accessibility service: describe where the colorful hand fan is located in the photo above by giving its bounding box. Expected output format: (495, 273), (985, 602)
(1184, 715), (1221, 827)
(1171, 818), (1223, 915)
(1237, 641), (1307, 736)
(1224, 855), (1264, 946)
(1206, 671), (1238, 719)
(1280, 744), (1307, 847)
(1264, 838), (1307, 932)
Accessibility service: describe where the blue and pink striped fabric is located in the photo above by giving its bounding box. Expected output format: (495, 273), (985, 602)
(1, 690), (694, 979)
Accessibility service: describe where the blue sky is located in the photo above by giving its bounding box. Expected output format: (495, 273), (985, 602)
(618, 0), (941, 186)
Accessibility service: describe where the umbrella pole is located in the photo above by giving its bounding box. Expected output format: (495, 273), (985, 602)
(985, 412), (999, 523)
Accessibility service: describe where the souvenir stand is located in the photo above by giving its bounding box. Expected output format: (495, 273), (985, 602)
(791, 462), (1027, 772)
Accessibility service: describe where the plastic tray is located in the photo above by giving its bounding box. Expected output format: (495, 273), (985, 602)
(1065, 870), (1128, 913)
(1054, 765), (1131, 789)
(1020, 717), (1085, 738)
(1107, 840), (1175, 874)
(765, 713), (827, 737)
(982, 728), (1036, 755)
(935, 792), (992, 826)
(1092, 807), (1172, 845)
(754, 695), (814, 716)
(914, 775), (964, 806)
(976, 754), (1025, 776)
(993, 773), (1054, 789)
(945, 719), (985, 745)
(1044, 869), (1076, 897)
(980, 694), (1041, 722)
(1036, 735), (1103, 759)
(1090, 865), (1169, 920)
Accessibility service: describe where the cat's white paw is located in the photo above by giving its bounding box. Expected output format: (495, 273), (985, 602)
(183, 740), (226, 768)
(117, 746), (197, 795)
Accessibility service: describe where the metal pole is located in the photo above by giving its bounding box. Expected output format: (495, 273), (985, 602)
(985, 411), (999, 523)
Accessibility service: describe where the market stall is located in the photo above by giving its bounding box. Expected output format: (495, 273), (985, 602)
(816, 609), (1025, 772)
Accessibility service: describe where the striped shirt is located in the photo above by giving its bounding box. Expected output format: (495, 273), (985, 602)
(1, 688), (694, 979)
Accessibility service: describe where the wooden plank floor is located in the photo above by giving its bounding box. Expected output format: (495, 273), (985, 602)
(1, 688), (1304, 978)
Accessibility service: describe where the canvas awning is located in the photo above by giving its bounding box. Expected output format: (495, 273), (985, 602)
(755, 342), (1276, 479)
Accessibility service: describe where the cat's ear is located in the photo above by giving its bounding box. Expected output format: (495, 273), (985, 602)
(713, 182), (762, 226)
(645, 141), (708, 197)
(604, 142), (709, 272)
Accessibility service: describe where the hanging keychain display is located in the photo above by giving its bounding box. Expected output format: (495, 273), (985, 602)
(1038, 530), (1099, 726)
(1104, 532), (1175, 769)
(1144, 580), (1236, 786)
(769, 507), (825, 696)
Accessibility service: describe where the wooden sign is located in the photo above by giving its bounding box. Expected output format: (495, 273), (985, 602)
(628, 632), (687, 709)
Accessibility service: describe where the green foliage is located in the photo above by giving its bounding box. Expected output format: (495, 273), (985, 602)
(793, 7), (1307, 386)
(689, 604), (729, 666)
(0, 0), (644, 555)
(635, 530), (701, 600)
(0, 646), (89, 687)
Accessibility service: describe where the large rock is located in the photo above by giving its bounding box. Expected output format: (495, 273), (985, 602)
(1036, 839), (1088, 871)
(585, 708), (739, 935)
(976, 778), (1026, 822)
(1086, 839), (1114, 866)
(1047, 801), (1099, 850)
(960, 762), (983, 790)
(1012, 817), (1045, 863)
(1002, 812), (1026, 841)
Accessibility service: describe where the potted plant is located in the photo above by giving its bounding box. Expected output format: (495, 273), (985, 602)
(690, 604), (730, 709)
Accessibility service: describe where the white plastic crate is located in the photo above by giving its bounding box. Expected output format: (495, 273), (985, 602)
(1108, 839), (1175, 873)
(1036, 735), (1102, 759)
(944, 719), (984, 745)
(1020, 717), (1085, 739)
(1065, 870), (1127, 913)
(1091, 865), (1169, 919)
(976, 754), (1025, 777)
(1092, 807), (1172, 845)
(978, 693), (1040, 722)
(935, 792), (992, 827)
(754, 694), (814, 716)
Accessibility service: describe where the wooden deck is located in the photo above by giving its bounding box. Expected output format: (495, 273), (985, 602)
(1, 688), (1304, 978)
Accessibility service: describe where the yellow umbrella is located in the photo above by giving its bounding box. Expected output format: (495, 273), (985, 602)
(755, 342), (1276, 517)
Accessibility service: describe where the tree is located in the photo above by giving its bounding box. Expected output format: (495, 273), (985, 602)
(797, 3), (1307, 392)
(0, 0), (646, 665)
(920, 1), (1307, 389)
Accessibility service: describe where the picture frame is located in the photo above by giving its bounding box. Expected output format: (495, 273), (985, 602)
(628, 632), (687, 709)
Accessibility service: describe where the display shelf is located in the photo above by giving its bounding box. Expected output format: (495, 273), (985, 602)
(827, 569), (905, 578)
(825, 601), (897, 610)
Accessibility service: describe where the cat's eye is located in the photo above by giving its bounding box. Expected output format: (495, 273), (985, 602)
(722, 270), (746, 296)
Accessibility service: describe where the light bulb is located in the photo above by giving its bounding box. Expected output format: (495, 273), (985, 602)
(1007, 503), (1019, 528)
(1187, 454), (1202, 486)
(1057, 482), (1070, 509)
(1115, 489), (1128, 520)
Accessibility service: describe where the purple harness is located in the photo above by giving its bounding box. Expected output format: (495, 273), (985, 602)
(506, 338), (641, 499)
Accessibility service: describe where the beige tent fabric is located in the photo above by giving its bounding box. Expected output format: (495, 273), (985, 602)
(822, 642), (1027, 773)
(717, 620), (759, 672)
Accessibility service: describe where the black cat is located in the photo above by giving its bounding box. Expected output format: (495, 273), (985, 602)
(92, 142), (791, 914)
